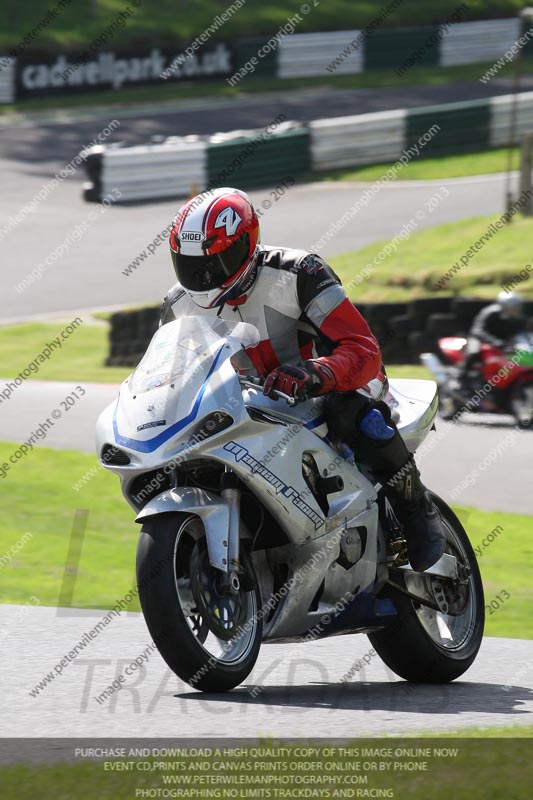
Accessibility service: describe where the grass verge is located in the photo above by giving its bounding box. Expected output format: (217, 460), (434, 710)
(329, 214), (533, 302)
(0, 321), (130, 384)
(1, 736), (532, 799)
(0, 1), (526, 50)
(0, 323), (432, 385)
(0, 442), (531, 638)
(319, 146), (519, 182)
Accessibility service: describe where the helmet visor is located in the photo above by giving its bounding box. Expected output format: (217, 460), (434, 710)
(174, 235), (249, 292)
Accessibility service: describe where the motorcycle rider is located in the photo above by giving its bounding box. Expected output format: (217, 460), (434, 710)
(160, 187), (445, 571)
(459, 291), (525, 383)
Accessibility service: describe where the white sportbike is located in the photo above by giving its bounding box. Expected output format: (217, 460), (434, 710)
(96, 316), (484, 692)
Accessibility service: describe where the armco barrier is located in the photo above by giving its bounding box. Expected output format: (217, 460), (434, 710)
(85, 87), (533, 202)
(97, 138), (207, 203)
(405, 97), (492, 157)
(440, 17), (520, 67)
(0, 57), (16, 103)
(279, 30), (364, 77)
(232, 36), (279, 80)
(83, 91), (533, 201)
(310, 109), (406, 171)
(365, 24), (441, 71)
(84, 123), (308, 202)
(106, 298), (533, 368)
(489, 91), (533, 147)
(207, 124), (309, 188)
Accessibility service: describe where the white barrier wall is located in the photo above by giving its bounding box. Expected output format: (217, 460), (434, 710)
(439, 17), (521, 67)
(490, 91), (533, 147)
(310, 109), (406, 171)
(101, 139), (208, 202)
(0, 57), (16, 104)
(278, 30), (364, 78)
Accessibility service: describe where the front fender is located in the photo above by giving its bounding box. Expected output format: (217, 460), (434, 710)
(135, 487), (230, 572)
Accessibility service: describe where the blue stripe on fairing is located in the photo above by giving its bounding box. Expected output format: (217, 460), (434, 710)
(112, 345), (226, 453)
(304, 415), (326, 430)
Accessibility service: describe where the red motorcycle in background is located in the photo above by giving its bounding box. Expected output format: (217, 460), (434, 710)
(421, 334), (533, 428)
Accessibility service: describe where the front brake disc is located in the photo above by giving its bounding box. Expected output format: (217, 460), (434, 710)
(189, 541), (247, 641)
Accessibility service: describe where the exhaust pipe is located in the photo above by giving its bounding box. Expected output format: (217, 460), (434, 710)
(420, 352), (448, 384)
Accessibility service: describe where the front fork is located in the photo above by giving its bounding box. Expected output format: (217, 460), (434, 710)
(219, 470), (241, 594)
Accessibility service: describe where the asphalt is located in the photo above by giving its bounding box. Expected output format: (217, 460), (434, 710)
(2, 603), (531, 738)
(0, 172), (517, 321)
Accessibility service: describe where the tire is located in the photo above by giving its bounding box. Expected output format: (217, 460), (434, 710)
(510, 381), (533, 429)
(437, 384), (460, 421)
(368, 495), (484, 683)
(136, 512), (262, 692)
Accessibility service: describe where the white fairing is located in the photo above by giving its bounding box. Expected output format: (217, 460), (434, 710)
(386, 379), (438, 452)
(96, 316), (439, 640)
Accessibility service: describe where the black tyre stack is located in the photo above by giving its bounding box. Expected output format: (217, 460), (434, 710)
(105, 298), (533, 367)
(106, 306), (160, 367)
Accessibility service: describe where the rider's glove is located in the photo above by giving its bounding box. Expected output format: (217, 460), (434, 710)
(263, 360), (336, 401)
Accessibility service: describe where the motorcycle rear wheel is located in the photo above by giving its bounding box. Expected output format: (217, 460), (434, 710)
(437, 385), (460, 420)
(136, 512), (262, 692)
(368, 495), (484, 683)
(510, 381), (533, 429)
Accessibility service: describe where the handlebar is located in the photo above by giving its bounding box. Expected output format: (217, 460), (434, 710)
(238, 376), (297, 407)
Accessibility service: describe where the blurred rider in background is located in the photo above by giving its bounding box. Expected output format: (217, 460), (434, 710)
(459, 291), (525, 384)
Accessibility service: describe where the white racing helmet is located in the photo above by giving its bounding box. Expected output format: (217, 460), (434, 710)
(497, 290), (523, 318)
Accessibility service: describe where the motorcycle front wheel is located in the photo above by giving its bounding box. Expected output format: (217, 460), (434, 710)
(368, 495), (484, 683)
(136, 512), (262, 692)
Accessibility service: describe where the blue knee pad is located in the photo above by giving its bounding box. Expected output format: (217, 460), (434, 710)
(360, 408), (395, 441)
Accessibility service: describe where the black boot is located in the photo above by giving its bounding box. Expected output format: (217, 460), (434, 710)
(324, 395), (446, 572)
(352, 415), (446, 572)
(385, 454), (446, 571)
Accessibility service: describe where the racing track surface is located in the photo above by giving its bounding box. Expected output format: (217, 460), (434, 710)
(1, 603), (532, 737)
(0, 171), (519, 322)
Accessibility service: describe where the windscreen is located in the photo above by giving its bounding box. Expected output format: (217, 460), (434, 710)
(129, 316), (259, 394)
